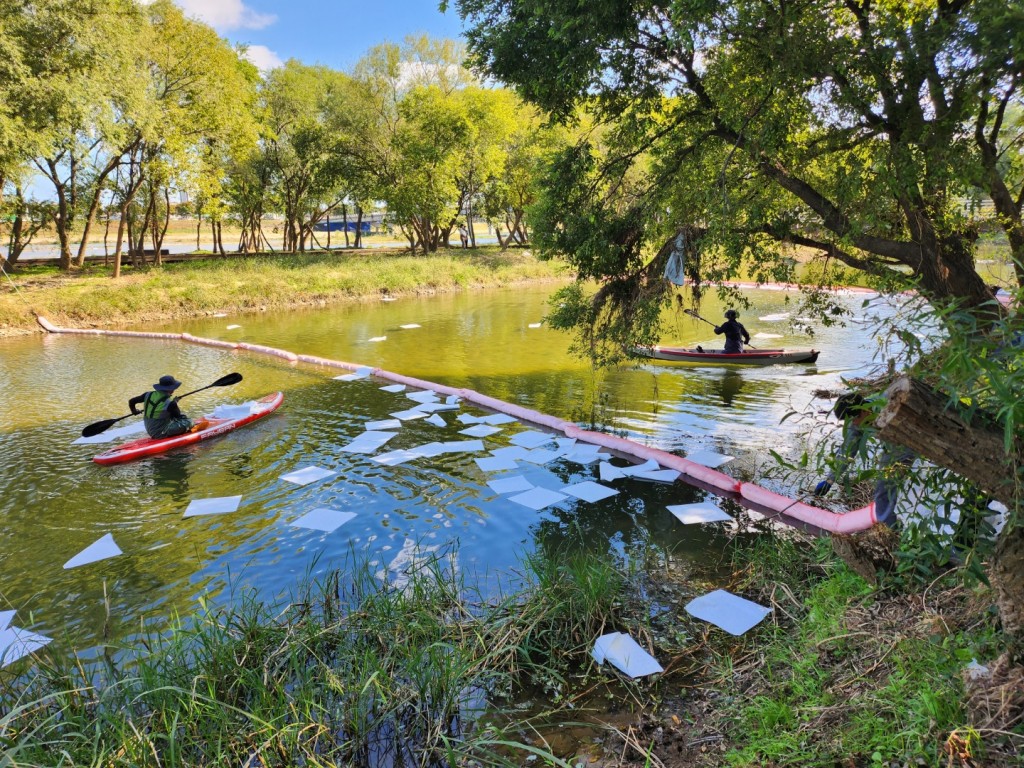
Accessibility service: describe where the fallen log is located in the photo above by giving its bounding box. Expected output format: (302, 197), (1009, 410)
(874, 376), (1019, 508)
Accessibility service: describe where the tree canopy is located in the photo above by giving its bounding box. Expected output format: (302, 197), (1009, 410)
(450, 0), (1024, 356)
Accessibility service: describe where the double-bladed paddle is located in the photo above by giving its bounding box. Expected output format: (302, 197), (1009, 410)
(81, 372), (244, 437)
(683, 308), (757, 349)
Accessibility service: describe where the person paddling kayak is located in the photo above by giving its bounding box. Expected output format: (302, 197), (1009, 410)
(129, 375), (194, 438)
(714, 309), (751, 353)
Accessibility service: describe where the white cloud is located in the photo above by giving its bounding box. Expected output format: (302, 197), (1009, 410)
(177, 0), (277, 31)
(243, 44), (283, 73)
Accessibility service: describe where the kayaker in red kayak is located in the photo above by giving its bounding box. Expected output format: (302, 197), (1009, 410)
(714, 309), (751, 353)
(128, 375), (194, 438)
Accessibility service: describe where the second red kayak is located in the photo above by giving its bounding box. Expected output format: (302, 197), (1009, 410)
(632, 346), (820, 366)
(93, 392), (284, 465)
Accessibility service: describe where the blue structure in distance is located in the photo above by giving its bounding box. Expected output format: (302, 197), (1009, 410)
(313, 220), (371, 233)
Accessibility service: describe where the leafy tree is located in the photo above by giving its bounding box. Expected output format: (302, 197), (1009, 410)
(450, 0), (1024, 351)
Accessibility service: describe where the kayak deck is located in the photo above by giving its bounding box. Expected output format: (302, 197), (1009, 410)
(633, 346), (820, 366)
(92, 392), (284, 465)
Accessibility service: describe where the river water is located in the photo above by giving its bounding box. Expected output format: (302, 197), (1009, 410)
(0, 285), (891, 662)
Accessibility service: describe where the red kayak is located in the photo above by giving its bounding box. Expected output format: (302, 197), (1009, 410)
(93, 392), (284, 465)
(632, 346), (819, 366)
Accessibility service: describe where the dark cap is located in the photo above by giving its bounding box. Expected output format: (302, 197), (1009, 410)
(834, 392), (866, 420)
(153, 375), (182, 392)
(724, 309), (738, 319)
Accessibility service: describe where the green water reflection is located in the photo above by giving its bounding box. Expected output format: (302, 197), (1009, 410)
(0, 285), (888, 663)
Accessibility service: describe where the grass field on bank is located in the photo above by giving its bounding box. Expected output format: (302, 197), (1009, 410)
(0, 247), (567, 331)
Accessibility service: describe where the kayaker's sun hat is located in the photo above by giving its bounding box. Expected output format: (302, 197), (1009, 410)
(154, 375), (182, 392)
(724, 309), (738, 319)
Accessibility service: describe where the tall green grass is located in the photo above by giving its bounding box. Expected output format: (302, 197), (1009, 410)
(0, 546), (636, 767)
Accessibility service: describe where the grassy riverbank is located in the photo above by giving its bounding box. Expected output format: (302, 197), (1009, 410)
(0, 247), (567, 333)
(3, 534), (1012, 766)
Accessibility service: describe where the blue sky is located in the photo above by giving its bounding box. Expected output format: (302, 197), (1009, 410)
(175, 0), (467, 71)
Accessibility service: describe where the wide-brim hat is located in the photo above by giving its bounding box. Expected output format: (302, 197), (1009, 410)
(154, 375), (182, 392)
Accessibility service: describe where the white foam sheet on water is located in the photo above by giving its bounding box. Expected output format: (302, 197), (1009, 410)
(460, 424), (502, 438)
(562, 450), (605, 465)
(406, 390), (439, 404)
(412, 402), (459, 413)
(436, 440), (486, 454)
(508, 487), (568, 511)
(0, 626), (52, 668)
(399, 324), (421, 329)
(291, 507), (357, 533)
(685, 589), (771, 636)
(527, 322), (542, 329)
(520, 448), (561, 465)
(0, 611), (14, 632)
(487, 475), (534, 494)
(457, 414), (482, 424)
(475, 455), (519, 472)
(753, 333), (783, 339)
(635, 469), (681, 483)
(383, 539), (452, 592)
(509, 430), (553, 449)
(480, 413), (517, 426)
(368, 336), (387, 343)
(599, 462), (627, 482)
(489, 446), (533, 461)
(561, 481), (619, 503)
(226, 324), (241, 330)
(280, 466), (337, 486)
(373, 449), (426, 466)
(684, 450), (735, 468)
(424, 414), (446, 427)
(445, 395), (461, 405)
(380, 384), (406, 393)
(758, 313), (790, 322)
(668, 502), (734, 525)
(592, 632), (663, 678)
(63, 533), (123, 569)
(390, 409), (429, 421)
(619, 459), (660, 476)
(366, 419), (402, 431)
(339, 431), (398, 454)
(73, 421), (147, 445)
(184, 495), (243, 517)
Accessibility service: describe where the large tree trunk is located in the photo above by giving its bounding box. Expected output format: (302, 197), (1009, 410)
(875, 376), (1018, 506)
(875, 375), (1023, 656)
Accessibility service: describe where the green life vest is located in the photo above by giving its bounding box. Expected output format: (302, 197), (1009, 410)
(144, 391), (172, 421)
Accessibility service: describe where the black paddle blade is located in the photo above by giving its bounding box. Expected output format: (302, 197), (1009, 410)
(214, 372), (243, 386)
(81, 416), (124, 438)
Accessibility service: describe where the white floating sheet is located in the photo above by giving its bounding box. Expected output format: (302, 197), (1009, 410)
(758, 313), (790, 322)
(380, 384), (406, 393)
(0, 610), (14, 632)
(480, 413), (517, 425)
(445, 395), (461, 405)
(489, 446), (533, 461)
(339, 431), (398, 454)
(226, 324), (241, 330)
(0, 626), (52, 668)
(63, 533), (123, 569)
(508, 487), (567, 511)
(520, 448), (561, 465)
(554, 438), (578, 451)
(475, 455), (519, 472)
(460, 424), (502, 438)
(209, 403), (253, 420)
(753, 333), (783, 339)
(424, 414), (446, 427)
(685, 450), (735, 469)
(635, 469), (681, 483)
(592, 632), (663, 678)
(412, 402), (458, 413)
(487, 475), (534, 494)
(527, 322), (542, 328)
(373, 449), (426, 466)
(212, 312), (227, 318)
(366, 419), (402, 431)
(368, 336), (387, 342)
(406, 390), (439, 404)
(599, 462), (627, 482)
(561, 481), (619, 503)
(280, 466), (337, 486)
(399, 323), (421, 329)
(389, 409), (429, 421)
(562, 450), (603, 465)
(411, 442), (447, 457)
(685, 589), (771, 636)
(509, 431), (553, 449)
(668, 502), (734, 525)
(619, 459), (660, 476)
(184, 495), (243, 517)
(72, 421), (147, 445)
(291, 507), (357, 533)
(457, 414), (482, 424)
